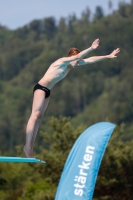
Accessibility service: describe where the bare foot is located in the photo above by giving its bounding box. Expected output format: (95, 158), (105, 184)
(23, 146), (33, 158)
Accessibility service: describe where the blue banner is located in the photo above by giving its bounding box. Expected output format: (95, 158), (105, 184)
(55, 122), (116, 200)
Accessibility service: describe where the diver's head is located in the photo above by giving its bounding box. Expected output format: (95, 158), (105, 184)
(68, 47), (80, 57)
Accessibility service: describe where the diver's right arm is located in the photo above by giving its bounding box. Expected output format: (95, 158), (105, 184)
(77, 38), (100, 59)
(59, 38), (99, 64)
(51, 38), (100, 67)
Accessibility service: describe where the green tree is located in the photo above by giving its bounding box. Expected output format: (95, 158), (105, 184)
(94, 6), (104, 20)
(43, 17), (57, 39)
(94, 125), (133, 199)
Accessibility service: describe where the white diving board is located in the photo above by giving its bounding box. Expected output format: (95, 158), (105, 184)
(0, 156), (45, 163)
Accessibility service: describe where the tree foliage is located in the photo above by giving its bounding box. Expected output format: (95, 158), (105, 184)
(0, 2), (133, 199)
(0, 117), (133, 199)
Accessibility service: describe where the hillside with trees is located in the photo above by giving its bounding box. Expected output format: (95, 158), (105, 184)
(0, 1), (133, 199)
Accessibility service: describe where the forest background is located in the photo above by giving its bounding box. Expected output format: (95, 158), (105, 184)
(0, 1), (133, 200)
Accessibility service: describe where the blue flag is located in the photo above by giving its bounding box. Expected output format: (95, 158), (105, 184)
(55, 122), (116, 200)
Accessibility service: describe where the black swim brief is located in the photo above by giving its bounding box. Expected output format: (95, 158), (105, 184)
(33, 83), (50, 98)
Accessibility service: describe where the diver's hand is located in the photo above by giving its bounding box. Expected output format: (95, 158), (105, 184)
(108, 48), (120, 58)
(91, 38), (100, 49)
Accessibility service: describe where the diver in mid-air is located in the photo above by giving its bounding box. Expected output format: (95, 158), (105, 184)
(23, 38), (120, 157)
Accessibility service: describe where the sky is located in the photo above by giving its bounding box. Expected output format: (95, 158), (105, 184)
(0, 0), (131, 30)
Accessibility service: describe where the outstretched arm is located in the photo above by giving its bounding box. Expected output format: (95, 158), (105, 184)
(61, 38), (100, 63)
(77, 38), (100, 58)
(77, 48), (120, 66)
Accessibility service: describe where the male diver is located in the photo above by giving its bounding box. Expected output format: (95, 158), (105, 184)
(24, 38), (120, 157)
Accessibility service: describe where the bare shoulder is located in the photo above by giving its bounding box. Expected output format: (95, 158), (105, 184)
(69, 59), (86, 68)
(50, 58), (63, 67)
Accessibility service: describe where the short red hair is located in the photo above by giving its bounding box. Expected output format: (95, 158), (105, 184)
(68, 47), (80, 57)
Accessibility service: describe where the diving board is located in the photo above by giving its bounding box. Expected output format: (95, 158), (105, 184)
(0, 156), (45, 163)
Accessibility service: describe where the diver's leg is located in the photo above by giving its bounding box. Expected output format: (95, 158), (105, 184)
(24, 90), (50, 157)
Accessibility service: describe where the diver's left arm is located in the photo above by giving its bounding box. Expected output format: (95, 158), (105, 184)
(77, 48), (120, 66)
